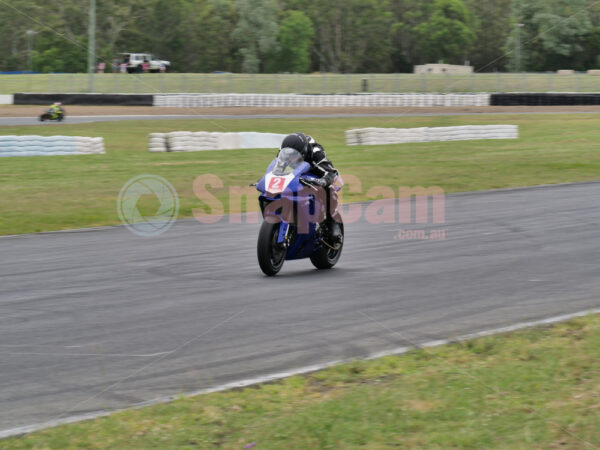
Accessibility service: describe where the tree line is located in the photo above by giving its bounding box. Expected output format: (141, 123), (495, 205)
(1, 0), (599, 74)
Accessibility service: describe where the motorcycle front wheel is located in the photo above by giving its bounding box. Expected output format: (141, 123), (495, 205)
(257, 221), (286, 276)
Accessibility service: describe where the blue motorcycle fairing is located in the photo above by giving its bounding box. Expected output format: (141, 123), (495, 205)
(256, 160), (314, 197)
(256, 159), (325, 261)
(255, 158), (278, 195)
(285, 222), (318, 260)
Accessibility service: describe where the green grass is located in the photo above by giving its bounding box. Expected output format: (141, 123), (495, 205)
(1, 72), (600, 94)
(2, 113), (600, 235)
(3, 314), (599, 449)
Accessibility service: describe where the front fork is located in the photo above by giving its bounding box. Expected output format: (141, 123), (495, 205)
(277, 221), (291, 247)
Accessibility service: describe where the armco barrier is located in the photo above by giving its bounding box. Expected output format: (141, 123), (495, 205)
(0, 135), (105, 157)
(346, 125), (519, 146)
(153, 93), (492, 108)
(490, 93), (600, 106)
(13, 93), (154, 106)
(149, 131), (287, 152)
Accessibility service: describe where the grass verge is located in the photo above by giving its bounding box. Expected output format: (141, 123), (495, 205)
(3, 314), (599, 449)
(2, 113), (600, 235)
(2, 73), (600, 94)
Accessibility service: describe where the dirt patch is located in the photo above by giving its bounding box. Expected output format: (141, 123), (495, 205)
(0, 104), (599, 117)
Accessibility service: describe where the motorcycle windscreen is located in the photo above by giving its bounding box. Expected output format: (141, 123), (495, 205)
(273, 147), (304, 175)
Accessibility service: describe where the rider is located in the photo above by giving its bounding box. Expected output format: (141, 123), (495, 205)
(279, 132), (342, 244)
(49, 102), (63, 119)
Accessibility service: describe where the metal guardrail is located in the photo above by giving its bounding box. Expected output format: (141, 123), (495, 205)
(2, 73), (600, 95)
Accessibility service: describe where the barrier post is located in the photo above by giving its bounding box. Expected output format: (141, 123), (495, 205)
(361, 78), (368, 92)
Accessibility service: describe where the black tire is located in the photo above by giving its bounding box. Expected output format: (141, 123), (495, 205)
(57, 114), (64, 122)
(39, 115), (45, 122)
(257, 221), (286, 276)
(310, 223), (344, 270)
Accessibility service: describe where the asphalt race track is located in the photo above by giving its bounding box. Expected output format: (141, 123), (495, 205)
(4, 110), (600, 126)
(2, 181), (600, 434)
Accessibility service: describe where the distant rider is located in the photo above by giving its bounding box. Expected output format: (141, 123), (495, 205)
(49, 102), (63, 119)
(278, 132), (343, 245)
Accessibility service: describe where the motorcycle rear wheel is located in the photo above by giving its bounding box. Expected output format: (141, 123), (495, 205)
(257, 221), (286, 276)
(310, 222), (344, 270)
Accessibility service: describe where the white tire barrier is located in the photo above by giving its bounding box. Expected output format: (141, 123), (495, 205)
(149, 131), (287, 152)
(153, 93), (492, 108)
(148, 133), (168, 152)
(0, 95), (14, 105)
(346, 125), (519, 146)
(0, 135), (105, 157)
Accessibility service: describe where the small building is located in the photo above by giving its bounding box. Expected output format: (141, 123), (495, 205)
(414, 64), (473, 75)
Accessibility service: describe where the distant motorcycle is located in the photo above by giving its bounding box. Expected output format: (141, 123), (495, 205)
(255, 147), (344, 276)
(39, 108), (65, 122)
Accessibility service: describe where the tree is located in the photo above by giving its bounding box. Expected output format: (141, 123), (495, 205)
(0, 0), (153, 73)
(465, 0), (513, 71)
(390, 0), (434, 71)
(506, 0), (593, 71)
(233, 0), (279, 73)
(276, 11), (314, 73)
(0, 1), (45, 71)
(414, 0), (475, 65)
(285, 0), (394, 73)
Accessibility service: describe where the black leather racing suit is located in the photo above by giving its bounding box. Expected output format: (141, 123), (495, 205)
(277, 133), (342, 243)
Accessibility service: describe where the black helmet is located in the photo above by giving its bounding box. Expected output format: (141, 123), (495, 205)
(281, 132), (309, 158)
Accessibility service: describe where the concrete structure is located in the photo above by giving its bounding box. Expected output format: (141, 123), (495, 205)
(414, 63), (474, 75)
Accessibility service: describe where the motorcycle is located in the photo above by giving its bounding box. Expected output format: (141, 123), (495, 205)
(39, 108), (65, 122)
(255, 147), (344, 276)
